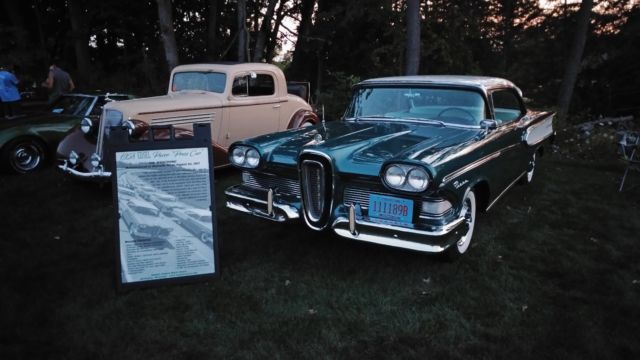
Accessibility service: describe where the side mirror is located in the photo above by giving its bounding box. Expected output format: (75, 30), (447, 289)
(480, 119), (498, 131)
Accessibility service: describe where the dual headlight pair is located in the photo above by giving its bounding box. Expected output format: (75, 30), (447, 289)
(383, 164), (430, 192)
(230, 146), (260, 168)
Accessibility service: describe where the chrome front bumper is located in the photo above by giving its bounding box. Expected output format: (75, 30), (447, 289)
(57, 160), (112, 181)
(225, 184), (468, 253)
(225, 184), (301, 222)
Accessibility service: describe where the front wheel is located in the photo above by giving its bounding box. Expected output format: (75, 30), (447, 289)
(3, 138), (47, 173)
(445, 190), (476, 260)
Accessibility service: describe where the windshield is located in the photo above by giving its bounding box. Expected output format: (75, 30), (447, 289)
(49, 95), (94, 115)
(172, 71), (226, 93)
(345, 87), (486, 126)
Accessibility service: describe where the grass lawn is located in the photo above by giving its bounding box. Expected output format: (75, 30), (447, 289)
(1, 154), (639, 359)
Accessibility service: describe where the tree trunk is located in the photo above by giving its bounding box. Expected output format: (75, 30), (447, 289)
(288, 0), (316, 79)
(156, 0), (179, 72)
(252, 0), (279, 62)
(206, 0), (219, 61)
(237, 0), (247, 62)
(557, 0), (594, 119)
(404, 0), (421, 75)
(265, 0), (286, 62)
(68, 0), (92, 88)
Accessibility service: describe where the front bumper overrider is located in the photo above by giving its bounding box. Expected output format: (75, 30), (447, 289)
(225, 184), (468, 253)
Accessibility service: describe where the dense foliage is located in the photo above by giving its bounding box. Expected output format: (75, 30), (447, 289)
(0, 0), (638, 121)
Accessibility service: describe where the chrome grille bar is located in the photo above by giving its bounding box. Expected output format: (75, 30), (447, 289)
(242, 171), (300, 197)
(301, 160), (325, 222)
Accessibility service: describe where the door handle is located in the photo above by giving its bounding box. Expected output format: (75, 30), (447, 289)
(273, 104), (281, 109)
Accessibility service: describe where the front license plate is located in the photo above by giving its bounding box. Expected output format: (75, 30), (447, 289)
(368, 194), (413, 224)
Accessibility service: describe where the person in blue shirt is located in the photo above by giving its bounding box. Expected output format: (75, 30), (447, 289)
(0, 64), (21, 118)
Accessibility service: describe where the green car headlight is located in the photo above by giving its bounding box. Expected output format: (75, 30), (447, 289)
(229, 146), (260, 169)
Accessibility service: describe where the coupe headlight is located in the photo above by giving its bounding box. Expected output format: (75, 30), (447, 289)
(80, 118), (93, 134)
(69, 150), (79, 165)
(229, 146), (260, 168)
(90, 153), (101, 168)
(383, 163), (430, 192)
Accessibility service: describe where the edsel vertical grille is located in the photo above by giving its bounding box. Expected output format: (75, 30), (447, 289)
(301, 160), (325, 222)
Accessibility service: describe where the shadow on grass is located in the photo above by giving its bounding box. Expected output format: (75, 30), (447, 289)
(0, 156), (638, 359)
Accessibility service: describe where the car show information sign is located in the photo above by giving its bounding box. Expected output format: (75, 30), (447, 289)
(108, 124), (218, 290)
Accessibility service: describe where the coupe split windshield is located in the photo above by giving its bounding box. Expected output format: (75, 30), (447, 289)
(172, 71), (226, 93)
(345, 87), (486, 126)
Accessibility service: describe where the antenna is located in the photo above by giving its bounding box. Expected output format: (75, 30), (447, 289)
(322, 105), (326, 128)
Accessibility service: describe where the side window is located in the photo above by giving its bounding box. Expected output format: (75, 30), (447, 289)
(232, 74), (275, 97)
(492, 89), (523, 124)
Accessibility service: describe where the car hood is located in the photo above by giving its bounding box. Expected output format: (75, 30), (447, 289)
(0, 112), (71, 129)
(104, 91), (224, 117)
(244, 120), (482, 177)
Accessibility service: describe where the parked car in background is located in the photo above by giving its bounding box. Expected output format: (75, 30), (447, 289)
(225, 75), (555, 259)
(57, 62), (319, 181)
(0, 93), (132, 173)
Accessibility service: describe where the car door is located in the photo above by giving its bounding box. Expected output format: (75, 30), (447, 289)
(486, 88), (527, 193)
(221, 72), (281, 147)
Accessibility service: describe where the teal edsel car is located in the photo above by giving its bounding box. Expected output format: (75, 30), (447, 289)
(224, 76), (555, 259)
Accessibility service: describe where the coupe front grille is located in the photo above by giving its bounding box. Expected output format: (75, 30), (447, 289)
(301, 160), (325, 221)
(242, 171), (300, 197)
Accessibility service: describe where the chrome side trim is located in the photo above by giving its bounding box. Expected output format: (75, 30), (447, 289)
(486, 171), (526, 211)
(441, 151), (501, 185)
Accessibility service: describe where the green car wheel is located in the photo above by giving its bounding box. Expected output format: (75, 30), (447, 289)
(3, 137), (47, 174)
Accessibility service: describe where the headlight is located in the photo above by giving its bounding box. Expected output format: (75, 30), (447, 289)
(69, 150), (79, 165)
(90, 153), (101, 168)
(231, 147), (246, 166)
(384, 165), (406, 187)
(80, 118), (93, 134)
(407, 168), (429, 191)
(383, 163), (430, 192)
(246, 149), (260, 167)
(229, 146), (261, 168)
(123, 120), (135, 135)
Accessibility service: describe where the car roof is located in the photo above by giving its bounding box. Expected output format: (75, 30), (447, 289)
(357, 75), (521, 95)
(172, 62), (280, 73)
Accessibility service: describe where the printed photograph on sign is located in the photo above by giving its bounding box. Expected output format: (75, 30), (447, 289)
(115, 147), (215, 284)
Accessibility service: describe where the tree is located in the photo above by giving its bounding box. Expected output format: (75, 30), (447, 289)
(156, 0), (179, 72)
(557, 0), (594, 119)
(207, 0), (220, 61)
(405, 0), (421, 75)
(68, 0), (92, 87)
(237, 0), (247, 62)
(252, 0), (279, 62)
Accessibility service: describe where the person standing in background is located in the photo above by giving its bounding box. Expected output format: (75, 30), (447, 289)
(41, 63), (75, 104)
(0, 64), (21, 118)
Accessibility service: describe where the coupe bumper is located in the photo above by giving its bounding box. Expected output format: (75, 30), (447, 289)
(225, 184), (468, 253)
(57, 160), (111, 181)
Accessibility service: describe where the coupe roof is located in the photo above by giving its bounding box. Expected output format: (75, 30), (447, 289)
(357, 75), (520, 95)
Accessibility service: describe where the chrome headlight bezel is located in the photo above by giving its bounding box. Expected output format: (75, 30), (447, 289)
(90, 153), (101, 168)
(80, 118), (93, 134)
(229, 145), (261, 169)
(382, 163), (431, 192)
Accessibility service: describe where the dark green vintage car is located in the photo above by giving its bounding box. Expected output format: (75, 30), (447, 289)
(225, 76), (554, 258)
(0, 93), (133, 173)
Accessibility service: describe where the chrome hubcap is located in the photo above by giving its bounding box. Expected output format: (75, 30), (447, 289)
(11, 144), (42, 171)
(456, 192), (476, 253)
